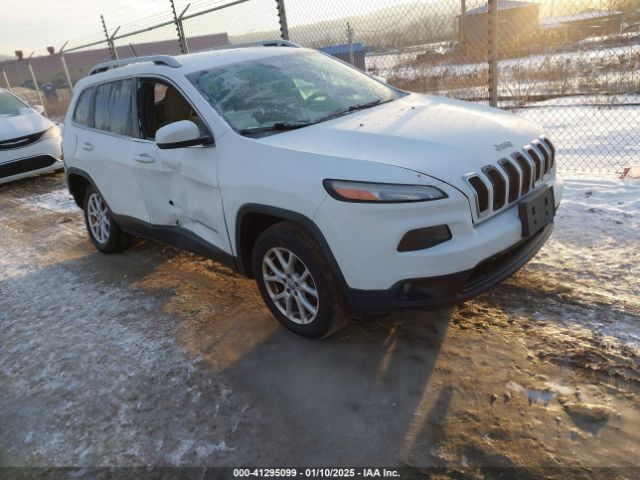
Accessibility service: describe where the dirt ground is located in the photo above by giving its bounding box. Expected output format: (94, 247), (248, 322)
(0, 172), (638, 477)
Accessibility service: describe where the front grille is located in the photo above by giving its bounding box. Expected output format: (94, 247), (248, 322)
(465, 136), (555, 220)
(0, 130), (47, 151)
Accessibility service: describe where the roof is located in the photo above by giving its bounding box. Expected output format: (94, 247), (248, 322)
(466, 0), (539, 16)
(540, 10), (623, 29)
(319, 43), (365, 55)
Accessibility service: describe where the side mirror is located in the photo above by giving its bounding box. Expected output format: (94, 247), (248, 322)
(373, 75), (387, 83)
(156, 120), (213, 149)
(32, 104), (45, 115)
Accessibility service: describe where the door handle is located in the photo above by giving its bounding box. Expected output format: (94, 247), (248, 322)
(81, 142), (94, 151)
(134, 153), (156, 164)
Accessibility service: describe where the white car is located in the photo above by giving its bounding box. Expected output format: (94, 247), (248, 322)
(63, 41), (562, 338)
(0, 88), (63, 184)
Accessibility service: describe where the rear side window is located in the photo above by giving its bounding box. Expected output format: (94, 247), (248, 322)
(93, 79), (139, 137)
(72, 87), (94, 126)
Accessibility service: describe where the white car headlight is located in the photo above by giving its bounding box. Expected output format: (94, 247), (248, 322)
(40, 125), (60, 140)
(323, 179), (447, 203)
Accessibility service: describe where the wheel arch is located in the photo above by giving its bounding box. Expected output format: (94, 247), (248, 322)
(235, 204), (347, 288)
(66, 167), (98, 208)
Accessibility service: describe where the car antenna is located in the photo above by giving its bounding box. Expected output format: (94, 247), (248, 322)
(129, 43), (138, 57)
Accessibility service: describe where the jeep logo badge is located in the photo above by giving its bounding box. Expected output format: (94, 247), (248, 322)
(494, 141), (513, 152)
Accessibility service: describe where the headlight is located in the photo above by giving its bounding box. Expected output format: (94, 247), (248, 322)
(323, 179), (447, 203)
(40, 125), (60, 140)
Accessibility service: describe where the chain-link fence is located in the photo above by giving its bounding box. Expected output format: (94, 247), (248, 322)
(2, 0), (639, 174)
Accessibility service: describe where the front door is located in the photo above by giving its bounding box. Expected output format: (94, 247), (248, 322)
(132, 78), (230, 253)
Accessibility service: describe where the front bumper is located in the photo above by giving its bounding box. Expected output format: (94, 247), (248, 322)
(0, 137), (63, 183)
(345, 222), (553, 314)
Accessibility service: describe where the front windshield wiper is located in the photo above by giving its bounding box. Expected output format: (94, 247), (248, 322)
(239, 121), (313, 135)
(347, 99), (384, 112)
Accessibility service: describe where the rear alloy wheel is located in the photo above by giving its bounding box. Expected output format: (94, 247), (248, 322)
(83, 186), (130, 253)
(253, 222), (348, 338)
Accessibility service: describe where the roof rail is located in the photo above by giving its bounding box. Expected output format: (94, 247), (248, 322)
(89, 55), (182, 76)
(209, 39), (301, 51)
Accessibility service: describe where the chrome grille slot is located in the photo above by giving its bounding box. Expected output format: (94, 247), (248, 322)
(542, 138), (556, 169)
(482, 165), (506, 210)
(533, 142), (550, 175)
(467, 175), (490, 214)
(498, 159), (520, 203)
(512, 153), (532, 195)
(526, 148), (543, 182)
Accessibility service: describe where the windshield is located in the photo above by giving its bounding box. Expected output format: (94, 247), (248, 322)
(187, 50), (403, 135)
(0, 90), (29, 115)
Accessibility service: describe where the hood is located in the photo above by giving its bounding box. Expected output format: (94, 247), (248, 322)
(258, 93), (544, 184)
(0, 109), (52, 142)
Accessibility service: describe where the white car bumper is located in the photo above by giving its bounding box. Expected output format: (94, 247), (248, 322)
(0, 136), (63, 185)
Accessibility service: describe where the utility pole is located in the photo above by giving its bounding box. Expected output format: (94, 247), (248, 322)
(346, 22), (355, 65)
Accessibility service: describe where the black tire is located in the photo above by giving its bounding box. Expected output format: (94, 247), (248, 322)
(83, 185), (130, 254)
(252, 221), (349, 339)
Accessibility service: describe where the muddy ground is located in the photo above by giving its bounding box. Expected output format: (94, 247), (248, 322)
(0, 172), (638, 477)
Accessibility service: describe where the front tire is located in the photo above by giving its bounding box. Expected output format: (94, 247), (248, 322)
(252, 222), (349, 338)
(83, 186), (130, 253)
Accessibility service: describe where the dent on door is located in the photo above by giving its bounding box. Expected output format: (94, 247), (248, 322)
(162, 147), (230, 252)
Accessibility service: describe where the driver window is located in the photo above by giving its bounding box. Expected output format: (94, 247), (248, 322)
(138, 79), (205, 140)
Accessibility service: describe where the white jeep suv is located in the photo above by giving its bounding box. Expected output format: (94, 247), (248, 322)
(63, 41), (562, 338)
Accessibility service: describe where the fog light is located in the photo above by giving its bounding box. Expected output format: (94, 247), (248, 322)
(397, 225), (451, 252)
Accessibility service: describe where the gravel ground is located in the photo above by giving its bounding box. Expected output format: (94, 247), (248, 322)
(0, 172), (638, 476)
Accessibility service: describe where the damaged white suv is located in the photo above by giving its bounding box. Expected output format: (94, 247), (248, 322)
(63, 41), (562, 338)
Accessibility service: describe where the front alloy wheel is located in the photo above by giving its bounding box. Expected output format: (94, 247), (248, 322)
(262, 247), (319, 324)
(253, 221), (348, 338)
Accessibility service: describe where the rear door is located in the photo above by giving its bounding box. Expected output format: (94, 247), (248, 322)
(85, 78), (149, 222)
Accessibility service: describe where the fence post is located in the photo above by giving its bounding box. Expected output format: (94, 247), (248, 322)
(488, 0), (498, 107)
(170, 0), (189, 54)
(1, 66), (11, 92)
(459, 0), (466, 51)
(26, 54), (47, 116)
(59, 42), (74, 93)
(101, 14), (119, 60)
(276, 0), (289, 40)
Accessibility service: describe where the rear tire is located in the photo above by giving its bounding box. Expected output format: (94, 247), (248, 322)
(83, 186), (130, 253)
(252, 221), (349, 338)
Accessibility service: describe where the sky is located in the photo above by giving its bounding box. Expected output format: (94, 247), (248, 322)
(0, 0), (418, 56)
(0, 0), (601, 57)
